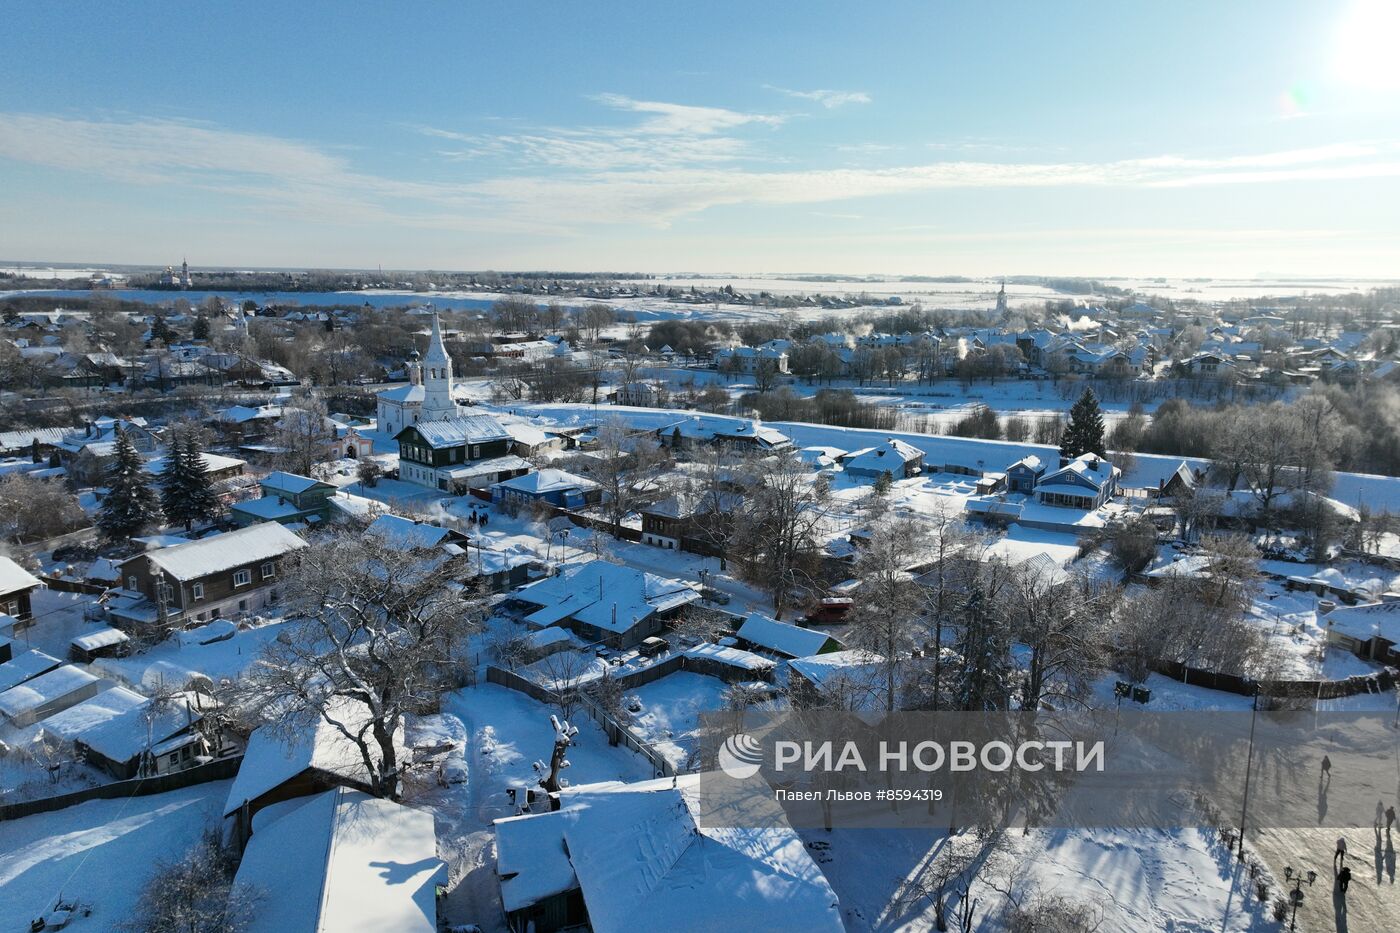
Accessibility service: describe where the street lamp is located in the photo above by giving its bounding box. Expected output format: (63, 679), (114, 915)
(1281, 866), (1315, 932)
(1238, 679), (1260, 861)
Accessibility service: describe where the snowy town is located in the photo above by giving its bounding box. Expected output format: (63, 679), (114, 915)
(2, 272), (1400, 932)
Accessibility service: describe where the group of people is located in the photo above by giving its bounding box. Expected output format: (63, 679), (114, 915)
(1324, 755), (1397, 897)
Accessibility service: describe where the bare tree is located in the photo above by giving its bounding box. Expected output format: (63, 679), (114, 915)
(244, 526), (484, 799)
(122, 829), (258, 933)
(914, 501), (983, 711)
(271, 396), (334, 477)
(731, 452), (832, 620)
(849, 517), (930, 711)
(534, 649), (594, 720)
(534, 714), (579, 794)
(582, 417), (667, 537)
(0, 473), (88, 544)
(1007, 565), (1118, 711)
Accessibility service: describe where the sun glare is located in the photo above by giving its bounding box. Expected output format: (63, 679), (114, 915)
(1333, 0), (1400, 91)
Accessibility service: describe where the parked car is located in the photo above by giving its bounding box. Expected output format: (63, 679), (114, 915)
(638, 636), (670, 658)
(804, 596), (854, 625)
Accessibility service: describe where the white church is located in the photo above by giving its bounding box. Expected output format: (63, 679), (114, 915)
(377, 313), (531, 492)
(375, 312), (470, 436)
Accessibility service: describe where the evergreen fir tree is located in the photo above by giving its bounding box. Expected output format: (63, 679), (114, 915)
(150, 313), (178, 346)
(160, 432), (219, 531)
(191, 314), (211, 341)
(1059, 387), (1107, 459)
(98, 427), (160, 541)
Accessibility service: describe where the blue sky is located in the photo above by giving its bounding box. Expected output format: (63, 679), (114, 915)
(3, 1), (1399, 277)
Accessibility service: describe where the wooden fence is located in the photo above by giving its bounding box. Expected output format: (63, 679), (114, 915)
(38, 575), (108, 595)
(0, 754), (243, 822)
(1151, 659), (1396, 701)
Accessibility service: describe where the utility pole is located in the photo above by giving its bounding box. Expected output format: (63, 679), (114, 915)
(1238, 681), (1260, 861)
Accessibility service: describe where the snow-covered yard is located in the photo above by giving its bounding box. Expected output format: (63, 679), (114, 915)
(807, 824), (1276, 932)
(0, 780), (230, 930)
(406, 682), (654, 932)
(90, 617), (297, 690)
(625, 671), (731, 769)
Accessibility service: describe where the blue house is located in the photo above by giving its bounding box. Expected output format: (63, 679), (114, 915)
(1035, 454), (1120, 510)
(1005, 455), (1046, 494)
(492, 468), (601, 509)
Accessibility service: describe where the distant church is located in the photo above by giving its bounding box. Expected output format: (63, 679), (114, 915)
(158, 258), (193, 289)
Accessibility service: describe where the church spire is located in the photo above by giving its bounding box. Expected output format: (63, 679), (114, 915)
(420, 310), (456, 421)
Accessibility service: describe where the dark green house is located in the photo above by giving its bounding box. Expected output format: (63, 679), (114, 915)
(394, 414), (531, 494)
(230, 471), (338, 526)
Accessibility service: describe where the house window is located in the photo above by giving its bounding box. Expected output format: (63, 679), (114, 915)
(233, 569), (252, 587)
(261, 562), (274, 580)
(127, 576), (138, 591)
(168, 753), (179, 767)
(192, 582), (205, 600)
(238, 599), (248, 612)
(470, 445), (480, 459)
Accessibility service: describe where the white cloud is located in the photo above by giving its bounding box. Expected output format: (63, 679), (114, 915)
(769, 87), (872, 108)
(415, 94), (783, 173)
(2, 111), (1397, 236)
(588, 93), (784, 134)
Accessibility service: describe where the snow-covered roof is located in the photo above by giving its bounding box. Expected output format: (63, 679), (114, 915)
(229, 496), (304, 520)
(842, 438), (924, 474)
(521, 626), (581, 650)
(261, 471), (333, 496)
(684, 641), (775, 671)
(493, 468), (598, 496)
(494, 775), (841, 933)
(29, 685), (146, 742)
(1039, 453), (1118, 492)
(657, 415), (789, 447)
(78, 693), (203, 763)
(0, 664), (98, 719)
(788, 649), (884, 688)
(224, 697), (395, 816)
(366, 513), (454, 550)
(516, 560), (700, 634)
(0, 556), (41, 596)
(142, 451), (245, 477)
(1007, 454), (1044, 473)
(0, 426), (72, 450)
(408, 413), (510, 448)
(235, 787), (444, 933)
(440, 454), (532, 479)
(376, 382), (424, 403)
(1326, 601), (1400, 645)
(641, 490), (742, 519)
(70, 627), (131, 652)
(0, 650), (62, 693)
(736, 612), (837, 659)
(501, 420), (551, 448)
(139, 522), (306, 582)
